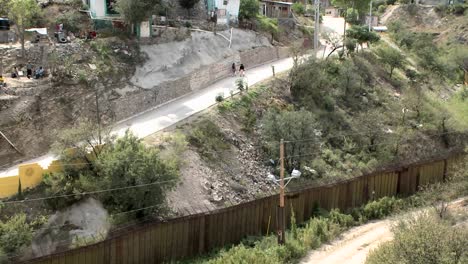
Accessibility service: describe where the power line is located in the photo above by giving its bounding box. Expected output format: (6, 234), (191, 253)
(1, 131), (465, 204)
(2, 179), (178, 205)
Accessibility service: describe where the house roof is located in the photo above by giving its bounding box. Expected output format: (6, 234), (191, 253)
(260, 0), (293, 6)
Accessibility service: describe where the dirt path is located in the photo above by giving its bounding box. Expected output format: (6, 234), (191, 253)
(301, 197), (467, 264)
(300, 220), (393, 264)
(380, 5), (399, 25)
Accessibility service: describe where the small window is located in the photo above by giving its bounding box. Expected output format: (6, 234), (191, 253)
(223, 0), (228, 5)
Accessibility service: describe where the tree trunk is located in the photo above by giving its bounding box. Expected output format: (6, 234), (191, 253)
(390, 67), (394, 78)
(18, 25), (25, 58)
(464, 69), (468, 85)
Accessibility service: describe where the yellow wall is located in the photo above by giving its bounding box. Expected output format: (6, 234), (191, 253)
(0, 161), (64, 199)
(0, 176), (20, 198)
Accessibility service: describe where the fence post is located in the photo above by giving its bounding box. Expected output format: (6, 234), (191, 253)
(198, 214), (206, 254)
(443, 159), (448, 182)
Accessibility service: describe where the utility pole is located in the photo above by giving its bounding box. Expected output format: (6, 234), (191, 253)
(369, 0), (373, 32)
(277, 139), (286, 244)
(95, 88), (102, 145)
(314, 0), (320, 50)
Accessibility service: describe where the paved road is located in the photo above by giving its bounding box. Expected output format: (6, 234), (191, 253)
(0, 58), (294, 177)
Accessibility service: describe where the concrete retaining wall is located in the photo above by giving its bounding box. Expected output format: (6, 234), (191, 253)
(111, 46), (290, 121)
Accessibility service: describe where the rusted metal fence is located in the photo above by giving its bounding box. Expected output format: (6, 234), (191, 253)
(22, 153), (466, 264)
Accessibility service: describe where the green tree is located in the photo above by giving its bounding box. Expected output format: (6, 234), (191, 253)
(8, 0), (42, 58)
(346, 25), (380, 51)
(116, 0), (160, 26)
(261, 109), (318, 170)
(178, 0), (200, 16)
(239, 0), (259, 20)
(375, 46), (405, 78)
(80, 131), (178, 217)
(346, 8), (359, 24)
(45, 125), (178, 219)
(257, 15), (279, 42)
(0, 0), (10, 17)
(292, 2), (305, 15)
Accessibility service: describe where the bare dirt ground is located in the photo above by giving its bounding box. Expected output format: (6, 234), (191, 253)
(301, 220), (393, 264)
(301, 197), (468, 264)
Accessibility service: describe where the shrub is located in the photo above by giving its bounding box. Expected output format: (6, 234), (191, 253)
(366, 213), (468, 264)
(184, 21), (192, 28)
(45, 128), (178, 219)
(159, 132), (188, 170)
(236, 78), (246, 92)
(377, 5), (387, 14)
(239, 0), (260, 20)
(450, 4), (467, 15)
(0, 214), (33, 254)
(257, 15), (279, 42)
(291, 2), (305, 15)
(328, 208), (355, 227)
(215, 94), (224, 103)
(361, 196), (404, 220)
(188, 119), (229, 159)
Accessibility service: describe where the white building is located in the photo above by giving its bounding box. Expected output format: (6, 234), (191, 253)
(82, 0), (151, 38)
(207, 0), (241, 24)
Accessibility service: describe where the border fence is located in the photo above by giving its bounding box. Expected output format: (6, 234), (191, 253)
(21, 152), (466, 264)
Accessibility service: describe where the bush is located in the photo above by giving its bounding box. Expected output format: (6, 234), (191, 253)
(188, 119), (229, 159)
(366, 213), (468, 264)
(328, 208), (355, 227)
(239, 0), (260, 20)
(361, 196), (404, 220)
(215, 94), (224, 103)
(450, 4), (467, 15)
(0, 214), (33, 254)
(45, 128), (179, 219)
(377, 5), (387, 14)
(292, 2), (305, 15)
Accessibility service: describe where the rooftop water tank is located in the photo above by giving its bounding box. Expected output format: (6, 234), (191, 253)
(0, 18), (10, 31)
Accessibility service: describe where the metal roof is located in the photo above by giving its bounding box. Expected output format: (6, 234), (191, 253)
(260, 0), (294, 6)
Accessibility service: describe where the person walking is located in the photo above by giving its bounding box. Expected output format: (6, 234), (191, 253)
(26, 62), (33, 79)
(239, 64), (245, 77)
(231, 63), (236, 77)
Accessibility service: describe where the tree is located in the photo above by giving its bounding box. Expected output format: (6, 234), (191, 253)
(376, 46), (405, 78)
(178, 0), (200, 17)
(292, 2), (305, 15)
(346, 25), (380, 51)
(322, 32), (343, 59)
(116, 0), (160, 26)
(239, 0), (259, 20)
(257, 15), (279, 42)
(45, 129), (178, 219)
(80, 131), (178, 217)
(0, 0), (10, 17)
(332, 0), (371, 52)
(261, 109), (318, 170)
(8, 0), (42, 58)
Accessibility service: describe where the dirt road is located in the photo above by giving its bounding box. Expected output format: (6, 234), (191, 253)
(301, 198), (467, 264)
(300, 220), (393, 264)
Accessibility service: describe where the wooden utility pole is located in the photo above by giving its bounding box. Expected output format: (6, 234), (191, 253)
(277, 139), (286, 244)
(95, 89), (102, 145)
(314, 0), (320, 50)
